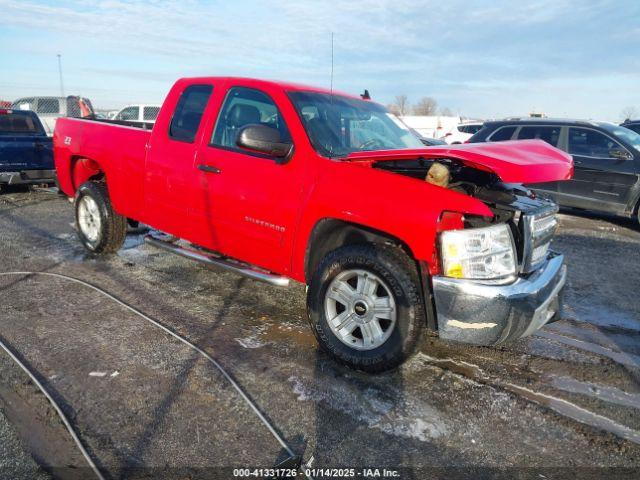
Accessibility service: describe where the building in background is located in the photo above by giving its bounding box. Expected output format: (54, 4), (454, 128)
(400, 115), (460, 139)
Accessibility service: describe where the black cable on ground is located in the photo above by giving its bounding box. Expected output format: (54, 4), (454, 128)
(0, 271), (312, 480)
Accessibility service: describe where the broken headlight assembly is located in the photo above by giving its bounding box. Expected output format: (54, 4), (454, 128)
(439, 223), (517, 282)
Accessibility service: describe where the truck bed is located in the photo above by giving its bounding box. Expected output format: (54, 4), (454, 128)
(54, 117), (151, 221)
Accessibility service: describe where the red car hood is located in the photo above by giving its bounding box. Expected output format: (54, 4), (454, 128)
(345, 139), (573, 183)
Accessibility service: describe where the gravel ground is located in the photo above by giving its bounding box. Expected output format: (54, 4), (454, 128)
(0, 187), (639, 479)
(0, 409), (50, 480)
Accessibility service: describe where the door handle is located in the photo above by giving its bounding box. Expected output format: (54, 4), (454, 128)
(34, 142), (44, 149)
(197, 164), (221, 174)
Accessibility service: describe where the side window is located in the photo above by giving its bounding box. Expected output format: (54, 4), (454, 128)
(37, 98), (60, 114)
(211, 87), (291, 150)
(169, 85), (213, 142)
(625, 124), (640, 135)
(517, 126), (561, 147)
(13, 98), (35, 111)
(488, 126), (516, 141)
(143, 106), (160, 121)
(568, 128), (622, 158)
(116, 106), (140, 121)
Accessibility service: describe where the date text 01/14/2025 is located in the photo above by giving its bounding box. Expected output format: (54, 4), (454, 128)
(232, 467), (400, 477)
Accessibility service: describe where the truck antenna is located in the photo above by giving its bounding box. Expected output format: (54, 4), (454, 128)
(330, 32), (334, 98)
(57, 54), (65, 97)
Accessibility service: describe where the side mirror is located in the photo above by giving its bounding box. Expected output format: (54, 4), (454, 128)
(609, 148), (632, 161)
(237, 124), (293, 161)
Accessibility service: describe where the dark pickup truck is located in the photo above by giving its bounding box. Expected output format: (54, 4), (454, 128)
(0, 109), (54, 187)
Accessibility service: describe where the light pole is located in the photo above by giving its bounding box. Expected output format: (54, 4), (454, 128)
(57, 54), (65, 97)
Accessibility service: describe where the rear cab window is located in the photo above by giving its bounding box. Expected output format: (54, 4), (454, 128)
(0, 112), (45, 135)
(169, 85), (213, 143)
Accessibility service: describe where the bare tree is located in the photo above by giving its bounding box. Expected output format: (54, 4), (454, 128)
(413, 97), (438, 116)
(391, 94), (410, 116)
(621, 106), (638, 122)
(439, 107), (453, 117)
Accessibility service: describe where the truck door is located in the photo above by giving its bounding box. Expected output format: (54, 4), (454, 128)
(143, 84), (213, 240)
(558, 127), (638, 213)
(193, 86), (306, 274)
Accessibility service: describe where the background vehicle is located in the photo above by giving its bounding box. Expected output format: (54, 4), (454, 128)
(0, 109), (54, 186)
(400, 115), (460, 139)
(621, 119), (640, 135)
(112, 104), (161, 124)
(440, 122), (484, 144)
(54, 77), (571, 372)
(469, 118), (640, 224)
(11, 96), (94, 136)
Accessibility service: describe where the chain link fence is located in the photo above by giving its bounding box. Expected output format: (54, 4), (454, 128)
(1, 92), (162, 136)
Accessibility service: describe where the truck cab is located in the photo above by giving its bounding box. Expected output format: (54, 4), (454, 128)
(0, 109), (54, 186)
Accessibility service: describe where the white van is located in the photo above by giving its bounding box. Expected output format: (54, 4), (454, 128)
(113, 104), (161, 124)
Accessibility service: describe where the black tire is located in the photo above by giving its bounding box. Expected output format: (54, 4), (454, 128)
(75, 181), (127, 253)
(307, 244), (425, 373)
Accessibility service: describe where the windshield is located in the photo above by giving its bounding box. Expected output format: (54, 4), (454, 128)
(601, 123), (640, 151)
(288, 91), (424, 157)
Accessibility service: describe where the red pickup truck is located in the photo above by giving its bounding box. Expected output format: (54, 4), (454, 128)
(55, 77), (572, 372)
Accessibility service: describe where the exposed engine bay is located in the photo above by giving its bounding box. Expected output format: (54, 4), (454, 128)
(373, 157), (558, 265)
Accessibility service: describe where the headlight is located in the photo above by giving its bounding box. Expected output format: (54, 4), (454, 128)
(440, 223), (517, 280)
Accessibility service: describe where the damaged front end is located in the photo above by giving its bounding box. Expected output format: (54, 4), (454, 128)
(366, 142), (571, 345)
(431, 181), (566, 345)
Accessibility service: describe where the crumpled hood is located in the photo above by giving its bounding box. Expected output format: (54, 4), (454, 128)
(345, 139), (574, 184)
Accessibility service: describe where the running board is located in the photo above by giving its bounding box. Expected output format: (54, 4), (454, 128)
(144, 234), (290, 287)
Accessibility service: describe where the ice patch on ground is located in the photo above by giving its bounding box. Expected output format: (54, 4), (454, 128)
(235, 336), (267, 349)
(287, 375), (448, 441)
(563, 301), (640, 332)
(117, 245), (150, 262)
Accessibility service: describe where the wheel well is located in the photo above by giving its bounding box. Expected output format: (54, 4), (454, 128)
(304, 219), (414, 284)
(70, 156), (104, 190)
(304, 219), (437, 331)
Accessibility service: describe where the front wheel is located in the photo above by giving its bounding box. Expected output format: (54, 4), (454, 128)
(307, 244), (425, 373)
(75, 181), (127, 253)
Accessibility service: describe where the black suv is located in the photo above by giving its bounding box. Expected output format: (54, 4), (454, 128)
(469, 118), (640, 224)
(621, 119), (640, 135)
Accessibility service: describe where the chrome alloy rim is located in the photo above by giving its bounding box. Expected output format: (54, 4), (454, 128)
(77, 196), (101, 243)
(324, 269), (397, 350)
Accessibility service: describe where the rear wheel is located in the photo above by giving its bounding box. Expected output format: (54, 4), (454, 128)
(75, 181), (127, 253)
(307, 244), (425, 373)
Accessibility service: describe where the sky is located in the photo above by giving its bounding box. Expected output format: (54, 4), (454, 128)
(0, 0), (639, 121)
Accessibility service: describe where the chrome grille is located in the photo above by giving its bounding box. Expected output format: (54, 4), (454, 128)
(520, 205), (558, 273)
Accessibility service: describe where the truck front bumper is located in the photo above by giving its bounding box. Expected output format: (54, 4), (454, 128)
(431, 253), (566, 345)
(0, 170), (55, 185)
